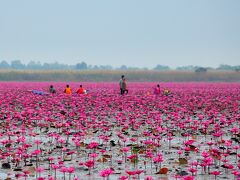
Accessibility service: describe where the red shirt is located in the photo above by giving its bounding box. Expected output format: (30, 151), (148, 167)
(154, 87), (160, 95)
(76, 88), (84, 94)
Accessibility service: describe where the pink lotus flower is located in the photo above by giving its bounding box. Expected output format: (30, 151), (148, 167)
(52, 164), (59, 169)
(184, 139), (195, 146)
(118, 176), (128, 180)
(126, 170), (137, 176)
(99, 168), (114, 178)
(36, 167), (44, 173)
(188, 167), (197, 176)
(121, 147), (130, 153)
(177, 150), (183, 155)
(201, 151), (210, 158)
(36, 167), (45, 177)
(210, 170), (221, 179)
(85, 160), (95, 168)
(34, 139), (42, 145)
(48, 157), (54, 161)
(67, 166), (75, 173)
(90, 153), (98, 159)
(127, 154), (137, 160)
(183, 176), (195, 180)
(135, 169), (144, 175)
(231, 170), (240, 177)
(145, 176), (154, 180)
(233, 145), (239, 150)
(230, 127), (239, 134)
(48, 176), (55, 180)
(87, 141), (99, 149)
(60, 166), (68, 173)
(153, 156), (163, 163)
(37, 177), (45, 180)
(32, 149), (41, 156)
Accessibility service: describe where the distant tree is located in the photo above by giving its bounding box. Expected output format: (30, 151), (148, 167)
(119, 65), (128, 70)
(217, 64), (234, 70)
(127, 67), (140, 70)
(0, 60), (10, 69)
(235, 66), (240, 72)
(42, 63), (51, 69)
(76, 62), (88, 70)
(92, 65), (100, 70)
(11, 60), (25, 69)
(27, 61), (42, 69)
(153, 64), (170, 70)
(52, 62), (69, 69)
(95, 65), (112, 70)
(87, 65), (93, 69)
(41, 62), (69, 70)
(205, 67), (214, 70)
(68, 65), (76, 69)
(195, 67), (207, 73)
(176, 65), (196, 71)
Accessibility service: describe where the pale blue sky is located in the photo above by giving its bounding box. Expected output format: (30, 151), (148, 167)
(0, 0), (240, 68)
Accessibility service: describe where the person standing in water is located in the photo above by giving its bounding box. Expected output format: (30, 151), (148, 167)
(119, 75), (125, 95)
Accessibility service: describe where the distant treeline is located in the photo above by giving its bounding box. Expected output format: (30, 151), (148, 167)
(0, 60), (240, 71)
(0, 70), (240, 82)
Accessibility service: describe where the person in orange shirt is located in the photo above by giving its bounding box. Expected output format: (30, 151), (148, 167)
(76, 85), (85, 94)
(64, 84), (72, 94)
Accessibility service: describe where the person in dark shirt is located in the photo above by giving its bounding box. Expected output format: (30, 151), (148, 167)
(49, 85), (56, 94)
(119, 75), (125, 95)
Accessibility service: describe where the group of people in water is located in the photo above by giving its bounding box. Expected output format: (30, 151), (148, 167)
(119, 75), (170, 96)
(48, 84), (87, 95)
(32, 75), (170, 96)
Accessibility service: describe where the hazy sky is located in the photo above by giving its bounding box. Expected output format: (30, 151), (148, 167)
(0, 0), (240, 68)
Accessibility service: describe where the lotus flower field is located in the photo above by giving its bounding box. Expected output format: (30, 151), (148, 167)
(0, 82), (239, 180)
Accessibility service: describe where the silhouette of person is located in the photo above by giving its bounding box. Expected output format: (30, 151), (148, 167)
(119, 75), (125, 95)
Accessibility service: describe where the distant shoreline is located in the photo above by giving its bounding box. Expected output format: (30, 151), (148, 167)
(0, 70), (239, 82)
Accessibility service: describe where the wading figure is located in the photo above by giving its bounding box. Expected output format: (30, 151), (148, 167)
(119, 75), (125, 95)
